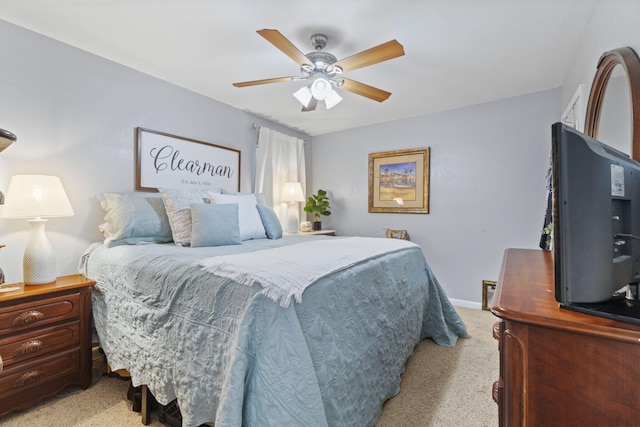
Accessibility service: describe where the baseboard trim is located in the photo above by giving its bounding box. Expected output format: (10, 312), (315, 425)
(451, 298), (482, 310)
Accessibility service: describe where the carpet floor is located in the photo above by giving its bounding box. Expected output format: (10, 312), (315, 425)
(0, 306), (498, 427)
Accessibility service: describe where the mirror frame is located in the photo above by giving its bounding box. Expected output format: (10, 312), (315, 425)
(584, 47), (640, 160)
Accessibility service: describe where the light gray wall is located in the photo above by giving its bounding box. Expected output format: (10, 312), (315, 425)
(0, 20), (308, 283)
(311, 89), (560, 305)
(3, 1), (632, 306)
(309, 0), (640, 306)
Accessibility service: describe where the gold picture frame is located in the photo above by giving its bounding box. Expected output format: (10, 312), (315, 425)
(368, 147), (430, 213)
(482, 280), (497, 311)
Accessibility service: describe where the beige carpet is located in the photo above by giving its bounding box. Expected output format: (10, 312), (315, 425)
(1, 306), (498, 427)
(376, 306), (499, 427)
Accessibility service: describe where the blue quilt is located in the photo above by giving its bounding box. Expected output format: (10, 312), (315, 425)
(82, 236), (466, 427)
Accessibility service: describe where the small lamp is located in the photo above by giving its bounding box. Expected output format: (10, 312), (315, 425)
(0, 128), (16, 154)
(0, 128), (17, 205)
(281, 182), (305, 234)
(0, 244), (5, 285)
(0, 175), (74, 285)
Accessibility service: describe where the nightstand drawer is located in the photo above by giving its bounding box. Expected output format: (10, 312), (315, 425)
(0, 292), (79, 334)
(0, 321), (80, 368)
(0, 347), (80, 398)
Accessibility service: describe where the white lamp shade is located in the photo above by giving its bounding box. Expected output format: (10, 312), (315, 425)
(325, 89), (343, 109)
(293, 86), (313, 108)
(0, 175), (74, 219)
(310, 78), (332, 100)
(281, 182), (305, 203)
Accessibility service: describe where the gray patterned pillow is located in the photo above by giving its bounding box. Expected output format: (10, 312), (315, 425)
(159, 187), (223, 245)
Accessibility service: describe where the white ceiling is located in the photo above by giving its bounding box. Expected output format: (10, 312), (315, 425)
(1, 0), (598, 136)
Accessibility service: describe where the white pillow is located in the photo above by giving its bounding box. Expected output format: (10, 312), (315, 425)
(97, 192), (173, 247)
(159, 187), (222, 246)
(208, 192), (266, 240)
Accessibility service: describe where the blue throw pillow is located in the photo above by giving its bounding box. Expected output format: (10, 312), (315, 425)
(190, 203), (241, 247)
(256, 204), (283, 239)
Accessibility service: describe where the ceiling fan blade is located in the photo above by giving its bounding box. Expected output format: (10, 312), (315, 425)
(339, 78), (392, 102)
(233, 76), (295, 87)
(257, 29), (312, 68)
(302, 98), (318, 112)
(333, 40), (405, 73)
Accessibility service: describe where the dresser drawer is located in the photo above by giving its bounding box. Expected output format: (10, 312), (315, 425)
(0, 321), (80, 369)
(0, 347), (80, 399)
(0, 293), (79, 335)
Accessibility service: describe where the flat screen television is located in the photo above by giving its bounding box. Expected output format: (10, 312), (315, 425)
(552, 122), (640, 325)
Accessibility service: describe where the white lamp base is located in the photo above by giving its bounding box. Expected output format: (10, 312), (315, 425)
(285, 203), (300, 234)
(23, 218), (56, 285)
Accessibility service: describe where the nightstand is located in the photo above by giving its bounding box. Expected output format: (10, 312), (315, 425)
(299, 229), (337, 236)
(0, 274), (96, 418)
(285, 229), (337, 237)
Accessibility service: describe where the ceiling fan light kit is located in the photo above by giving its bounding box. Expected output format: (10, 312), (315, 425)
(233, 29), (405, 112)
(310, 78), (331, 99)
(324, 89), (343, 110)
(293, 86), (313, 108)
(293, 74), (343, 109)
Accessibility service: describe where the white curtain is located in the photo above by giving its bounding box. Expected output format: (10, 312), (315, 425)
(255, 127), (306, 228)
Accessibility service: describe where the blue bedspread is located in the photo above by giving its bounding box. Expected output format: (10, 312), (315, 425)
(81, 236), (466, 427)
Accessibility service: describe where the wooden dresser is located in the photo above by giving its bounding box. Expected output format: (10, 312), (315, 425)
(0, 274), (95, 418)
(491, 249), (640, 426)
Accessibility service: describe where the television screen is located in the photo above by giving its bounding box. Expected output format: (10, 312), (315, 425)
(552, 122), (640, 324)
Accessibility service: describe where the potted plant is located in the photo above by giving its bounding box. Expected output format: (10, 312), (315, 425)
(304, 189), (331, 230)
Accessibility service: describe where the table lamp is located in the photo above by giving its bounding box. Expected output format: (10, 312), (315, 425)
(0, 244), (5, 285)
(0, 128), (16, 154)
(0, 128), (17, 205)
(0, 128), (16, 286)
(0, 175), (74, 285)
(280, 182), (305, 233)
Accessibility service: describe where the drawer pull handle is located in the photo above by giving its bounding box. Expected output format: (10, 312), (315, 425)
(492, 380), (503, 404)
(15, 370), (43, 386)
(0, 354), (3, 372)
(12, 310), (45, 326)
(492, 321), (504, 340)
(14, 340), (43, 356)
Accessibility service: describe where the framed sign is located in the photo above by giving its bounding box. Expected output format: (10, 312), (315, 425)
(368, 147), (430, 213)
(135, 127), (241, 193)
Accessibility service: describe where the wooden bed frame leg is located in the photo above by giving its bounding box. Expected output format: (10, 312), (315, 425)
(141, 385), (150, 425)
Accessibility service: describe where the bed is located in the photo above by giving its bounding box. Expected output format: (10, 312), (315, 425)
(81, 190), (466, 427)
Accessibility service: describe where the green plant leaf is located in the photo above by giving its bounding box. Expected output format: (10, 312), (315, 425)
(304, 189), (331, 217)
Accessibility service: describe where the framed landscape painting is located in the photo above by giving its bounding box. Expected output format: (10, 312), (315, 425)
(368, 147), (430, 214)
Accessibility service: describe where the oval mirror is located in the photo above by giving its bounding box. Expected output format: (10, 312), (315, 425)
(584, 47), (640, 160)
(597, 64), (632, 153)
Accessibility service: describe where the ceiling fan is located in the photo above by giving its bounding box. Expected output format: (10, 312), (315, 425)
(233, 29), (405, 111)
